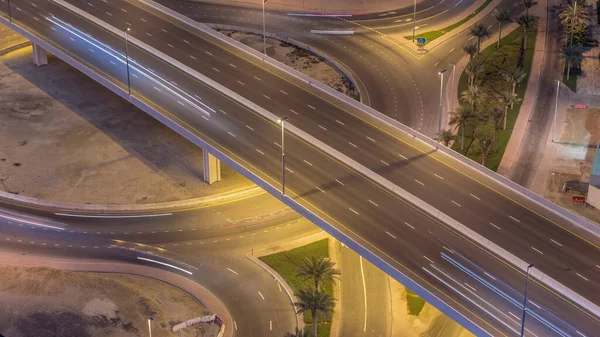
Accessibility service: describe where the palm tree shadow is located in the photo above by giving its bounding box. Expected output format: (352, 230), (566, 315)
(297, 150), (434, 199)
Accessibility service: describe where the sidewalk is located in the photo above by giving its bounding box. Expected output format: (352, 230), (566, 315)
(496, 0), (548, 176)
(186, 0), (419, 15)
(0, 248), (234, 337)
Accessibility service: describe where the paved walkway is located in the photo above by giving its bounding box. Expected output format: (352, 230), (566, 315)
(0, 247), (234, 337)
(188, 0), (421, 14)
(0, 24), (28, 54)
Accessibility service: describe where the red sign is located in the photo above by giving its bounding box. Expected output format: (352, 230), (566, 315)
(572, 195), (586, 203)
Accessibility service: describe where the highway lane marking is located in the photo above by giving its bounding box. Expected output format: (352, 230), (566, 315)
(234, 321), (238, 331)
(69, 37), (75, 42)
(256, 149), (265, 155)
(177, 101), (185, 106)
(380, 160), (390, 166)
(489, 222), (501, 230)
(316, 186), (326, 193)
(54, 213), (170, 218)
(254, 76), (262, 81)
(464, 283), (476, 292)
(307, 104), (316, 110)
(576, 273), (589, 282)
(414, 179), (424, 186)
(188, 54), (196, 60)
(126, 21), (132, 26)
(597, 265), (600, 269)
(229, 63), (236, 68)
(201, 115), (209, 121)
(280, 90), (288, 95)
(531, 246), (544, 255)
(576, 330), (587, 337)
(349, 142), (358, 148)
(359, 256), (368, 332)
(167, 43), (174, 48)
(550, 239), (562, 247)
(451, 200), (462, 207)
(153, 86), (161, 92)
(146, 32), (152, 37)
(263, 94), (271, 100)
(245, 125), (254, 131)
(290, 109), (298, 115)
(335, 179), (344, 185)
(423, 256), (435, 264)
(110, 61), (116, 65)
(140, 18), (147, 22)
(228, 132), (236, 138)
(219, 109), (227, 115)
(398, 154), (407, 159)
(270, 320), (272, 331)
(434, 173), (444, 180)
(227, 268), (238, 275)
(137, 257), (193, 275)
(509, 215), (520, 223)
(367, 136), (376, 142)
(336, 119), (345, 126)
(258, 291), (265, 300)
(448, 48), (455, 53)
(51, 26), (57, 31)
(455, 0), (464, 5)
(285, 167), (294, 173)
(274, 141), (281, 147)
(183, 39), (190, 44)
(529, 300), (541, 309)
(318, 125), (327, 130)
(277, 282), (282, 291)
(508, 311), (520, 321)
(212, 67), (220, 72)
(303, 160), (313, 166)
(470, 194), (480, 200)
(349, 208), (360, 215)
(385, 231), (396, 239)
(237, 80), (244, 85)
(161, 28), (167, 33)
(433, 61), (439, 67)
(368, 200), (379, 207)
(206, 51), (213, 55)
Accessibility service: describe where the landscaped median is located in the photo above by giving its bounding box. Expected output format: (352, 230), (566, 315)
(404, 0), (493, 44)
(451, 22), (538, 170)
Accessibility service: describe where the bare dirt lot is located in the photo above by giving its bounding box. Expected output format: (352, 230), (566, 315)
(219, 30), (360, 100)
(544, 108), (600, 223)
(0, 266), (218, 337)
(0, 47), (250, 204)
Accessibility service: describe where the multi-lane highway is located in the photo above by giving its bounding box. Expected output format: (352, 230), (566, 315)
(1, 0), (599, 336)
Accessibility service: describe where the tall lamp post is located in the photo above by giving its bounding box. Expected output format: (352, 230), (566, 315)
(147, 317), (154, 337)
(520, 264), (534, 337)
(437, 69), (447, 146)
(262, 0), (267, 55)
(450, 62), (456, 110)
(412, 0), (417, 41)
(6, 0), (12, 23)
(552, 79), (560, 142)
(277, 116), (288, 196)
(124, 27), (131, 95)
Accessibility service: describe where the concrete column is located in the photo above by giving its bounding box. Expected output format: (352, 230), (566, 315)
(203, 151), (221, 184)
(32, 43), (48, 66)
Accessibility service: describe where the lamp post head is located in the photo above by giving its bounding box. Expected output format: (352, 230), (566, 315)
(148, 317), (154, 321)
(438, 69), (447, 75)
(277, 116), (288, 124)
(527, 264), (534, 269)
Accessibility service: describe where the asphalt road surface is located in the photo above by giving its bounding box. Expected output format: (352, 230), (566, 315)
(1, 0), (599, 336)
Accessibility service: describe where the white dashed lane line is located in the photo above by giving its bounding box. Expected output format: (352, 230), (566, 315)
(576, 273), (589, 282)
(349, 208), (360, 215)
(434, 173), (444, 180)
(470, 194), (480, 200)
(451, 200), (461, 207)
(489, 222), (501, 230)
(550, 239), (562, 247)
(404, 222), (415, 229)
(509, 215), (520, 223)
(531, 246), (544, 255)
(414, 179), (425, 186)
(386, 231), (396, 239)
(368, 200), (378, 207)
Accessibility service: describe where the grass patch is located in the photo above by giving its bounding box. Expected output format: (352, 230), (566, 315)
(563, 66), (579, 92)
(406, 289), (426, 316)
(453, 24), (538, 171)
(259, 239), (332, 337)
(405, 0), (493, 44)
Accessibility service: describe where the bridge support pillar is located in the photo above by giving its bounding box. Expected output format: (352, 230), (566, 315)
(32, 43), (48, 66)
(203, 151), (221, 184)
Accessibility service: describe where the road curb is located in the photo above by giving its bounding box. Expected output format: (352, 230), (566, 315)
(0, 40), (30, 56)
(204, 23), (363, 104)
(0, 185), (263, 215)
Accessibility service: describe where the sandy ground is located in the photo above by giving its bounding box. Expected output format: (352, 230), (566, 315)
(0, 47), (251, 204)
(0, 266), (219, 337)
(219, 30), (360, 100)
(543, 108), (600, 223)
(389, 278), (474, 337)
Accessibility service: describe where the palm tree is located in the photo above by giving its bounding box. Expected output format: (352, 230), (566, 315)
(517, 14), (537, 53)
(462, 42), (478, 61)
(476, 122), (495, 166)
(461, 85), (484, 110)
(560, 44), (583, 80)
(294, 288), (335, 337)
(469, 23), (492, 52)
(523, 0), (538, 14)
(439, 128), (455, 146)
(465, 58), (484, 86)
(448, 104), (475, 150)
(498, 90), (522, 129)
(502, 66), (526, 105)
(558, 0), (590, 46)
(492, 8), (512, 48)
(490, 107), (504, 151)
(296, 256), (341, 291)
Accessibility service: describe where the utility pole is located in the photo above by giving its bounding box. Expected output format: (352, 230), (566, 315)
(412, 0), (417, 41)
(278, 116), (288, 195)
(520, 264), (534, 337)
(552, 80), (560, 142)
(438, 69), (447, 145)
(124, 27), (131, 95)
(262, 0), (267, 55)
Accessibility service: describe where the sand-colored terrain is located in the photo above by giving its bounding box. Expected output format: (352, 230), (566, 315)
(0, 266), (219, 337)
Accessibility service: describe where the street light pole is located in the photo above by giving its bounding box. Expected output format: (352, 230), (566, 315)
(6, 0), (12, 23)
(438, 69), (447, 146)
(262, 0), (267, 56)
(520, 264), (534, 337)
(278, 116), (288, 196)
(148, 317), (154, 337)
(412, 0), (416, 42)
(552, 79), (560, 143)
(450, 62), (456, 110)
(124, 27), (131, 95)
